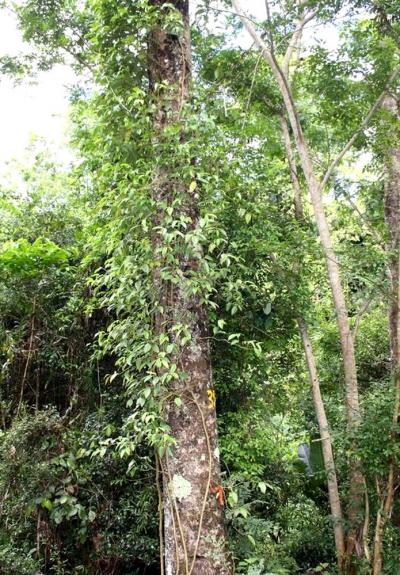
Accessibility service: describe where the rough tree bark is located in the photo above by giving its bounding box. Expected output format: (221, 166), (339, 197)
(280, 115), (345, 571)
(372, 92), (400, 575)
(231, 1), (366, 567)
(148, 2), (231, 574)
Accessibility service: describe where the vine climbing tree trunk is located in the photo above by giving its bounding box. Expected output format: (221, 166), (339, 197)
(372, 92), (400, 575)
(147, 2), (231, 574)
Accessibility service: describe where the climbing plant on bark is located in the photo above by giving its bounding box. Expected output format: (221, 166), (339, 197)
(147, 2), (231, 573)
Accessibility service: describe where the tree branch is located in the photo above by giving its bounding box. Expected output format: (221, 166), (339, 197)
(231, 0), (274, 69)
(320, 64), (400, 191)
(282, 9), (318, 76)
(264, 0), (276, 55)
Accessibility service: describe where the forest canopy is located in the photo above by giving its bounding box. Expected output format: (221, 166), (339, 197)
(0, 1), (399, 574)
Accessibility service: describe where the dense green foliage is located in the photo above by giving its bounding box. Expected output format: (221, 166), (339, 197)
(0, 0), (399, 574)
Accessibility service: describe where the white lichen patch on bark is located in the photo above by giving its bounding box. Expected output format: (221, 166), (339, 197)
(170, 474), (192, 501)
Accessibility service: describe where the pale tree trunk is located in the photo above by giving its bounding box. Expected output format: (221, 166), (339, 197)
(231, 1), (365, 566)
(281, 83), (365, 571)
(276, 70), (365, 570)
(279, 115), (304, 221)
(148, 2), (231, 575)
(372, 93), (400, 575)
(298, 318), (346, 571)
(280, 116), (345, 570)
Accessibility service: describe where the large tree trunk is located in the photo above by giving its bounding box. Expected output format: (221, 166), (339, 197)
(372, 92), (400, 575)
(280, 115), (345, 570)
(148, 3), (231, 574)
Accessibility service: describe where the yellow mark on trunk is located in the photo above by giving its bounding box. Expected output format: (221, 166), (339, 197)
(208, 389), (216, 409)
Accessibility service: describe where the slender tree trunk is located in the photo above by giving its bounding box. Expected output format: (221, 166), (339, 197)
(279, 115), (304, 221)
(17, 297), (36, 415)
(277, 74), (365, 570)
(148, 3), (231, 574)
(280, 115), (345, 570)
(231, 3), (365, 566)
(276, 71), (362, 437)
(298, 318), (346, 570)
(372, 93), (400, 575)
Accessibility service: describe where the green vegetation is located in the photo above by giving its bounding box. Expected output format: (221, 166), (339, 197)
(0, 1), (399, 574)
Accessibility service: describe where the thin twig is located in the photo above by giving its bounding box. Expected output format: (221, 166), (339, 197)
(241, 52), (262, 129)
(352, 297), (374, 342)
(340, 190), (385, 248)
(17, 297), (36, 416)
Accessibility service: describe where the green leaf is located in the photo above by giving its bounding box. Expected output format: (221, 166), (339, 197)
(228, 490), (238, 507)
(41, 498), (53, 511)
(143, 387), (152, 399)
(247, 533), (256, 546)
(233, 506), (249, 518)
(263, 302), (272, 316)
(258, 481), (267, 494)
